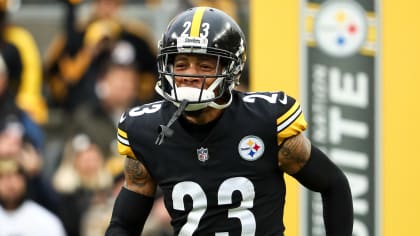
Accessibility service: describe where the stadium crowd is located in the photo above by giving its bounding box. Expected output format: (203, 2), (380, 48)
(0, 0), (248, 236)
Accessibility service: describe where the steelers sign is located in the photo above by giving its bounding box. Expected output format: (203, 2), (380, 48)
(238, 135), (265, 161)
(314, 0), (367, 57)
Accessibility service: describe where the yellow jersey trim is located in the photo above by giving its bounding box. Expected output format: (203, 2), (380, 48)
(117, 128), (136, 158)
(276, 101), (308, 145)
(277, 101), (300, 126)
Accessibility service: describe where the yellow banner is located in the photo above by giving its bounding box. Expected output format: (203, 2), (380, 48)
(251, 1), (420, 236)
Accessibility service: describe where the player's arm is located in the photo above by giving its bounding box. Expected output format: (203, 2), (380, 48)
(278, 133), (354, 236)
(105, 157), (157, 236)
(124, 157), (157, 196)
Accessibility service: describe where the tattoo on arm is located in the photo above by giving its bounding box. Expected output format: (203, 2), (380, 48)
(278, 133), (311, 174)
(124, 158), (156, 196)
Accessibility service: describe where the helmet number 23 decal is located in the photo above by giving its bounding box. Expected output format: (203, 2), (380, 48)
(181, 21), (210, 38)
(172, 177), (256, 236)
(243, 93), (287, 105)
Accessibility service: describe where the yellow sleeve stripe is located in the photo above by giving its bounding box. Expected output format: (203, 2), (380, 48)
(277, 105), (302, 133)
(190, 7), (206, 37)
(117, 128), (128, 139)
(117, 134), (129, 146)
(277, 113), (307, 145)
(276, 101), (300, 128)
(276, 102), (308, 146)
(117, 142), (136, 159)
(117, 128), (136, 158)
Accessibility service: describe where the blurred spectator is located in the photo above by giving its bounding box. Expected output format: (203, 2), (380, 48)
(0, 123), (60, 215)
(0, 0), (48, 125)
(66, 40), (140, 158)
(0, 51), (59, 214)
(80, 156), (125, 236)
(52, 133), (113, 236)
(142, 194), (173, 236)
(0, 52), (45, 151)
(0, 159), (66, 236)
(44, 0), (159, 113)
(178, 0), (239, 21)
(81, 156), (172, 236)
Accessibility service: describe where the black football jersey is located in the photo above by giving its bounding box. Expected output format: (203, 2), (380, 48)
(117, 90), (307, 236)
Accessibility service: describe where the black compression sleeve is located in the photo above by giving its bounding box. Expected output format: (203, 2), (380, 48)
(292, 145), (354, 236)
(105, 187), (154, 236)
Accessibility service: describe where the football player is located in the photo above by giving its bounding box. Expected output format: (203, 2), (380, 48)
(105, 7), (353, 236)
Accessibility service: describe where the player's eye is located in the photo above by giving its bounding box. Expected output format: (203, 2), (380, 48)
(174, 62), (187, 71)
(200, 63), (216, 72)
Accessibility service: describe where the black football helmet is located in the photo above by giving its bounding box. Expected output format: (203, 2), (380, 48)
(155, 7), (247, 111)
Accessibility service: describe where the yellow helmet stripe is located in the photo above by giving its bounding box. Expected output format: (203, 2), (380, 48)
(190, 7), (207, 37)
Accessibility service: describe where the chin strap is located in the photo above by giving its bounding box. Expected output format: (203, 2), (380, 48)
(155, 78), (234, 111)
(155, 100), (189, 145)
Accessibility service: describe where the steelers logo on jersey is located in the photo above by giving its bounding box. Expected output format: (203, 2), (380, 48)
(238, 135), (265, 161)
